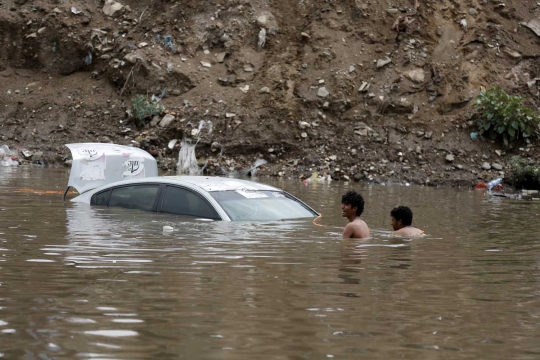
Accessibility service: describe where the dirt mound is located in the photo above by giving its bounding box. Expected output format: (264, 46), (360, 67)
(0, 0), (539, 186)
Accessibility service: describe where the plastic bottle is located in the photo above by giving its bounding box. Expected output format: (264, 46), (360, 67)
(487, 177), (503, 191)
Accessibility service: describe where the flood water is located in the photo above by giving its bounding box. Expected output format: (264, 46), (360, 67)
(0, 166), (539, 359)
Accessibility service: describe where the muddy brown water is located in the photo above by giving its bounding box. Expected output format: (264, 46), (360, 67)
(0, 167), (539, 359)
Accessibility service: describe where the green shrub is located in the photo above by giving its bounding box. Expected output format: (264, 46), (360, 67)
(131, 94), (165, 126)
(509, 156), (540, 190)
(473, 86), (540, 146)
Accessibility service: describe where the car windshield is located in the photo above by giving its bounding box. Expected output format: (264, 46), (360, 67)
(210, 190), (317, 221)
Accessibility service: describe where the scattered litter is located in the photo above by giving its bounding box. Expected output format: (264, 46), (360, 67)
(527, 78), (540, 88)
(83, 52), (93, 65)
(392, 15), (414, 32)
(0, 145), (19, 167)
(168, 140), (178, 150)
(470, 132), (479, 141)
(359, 81), (370, 92)
(239, 85), (250, 93)
(71, 7), (82, 15)
(163, 35), (174, 51)
(151, 88), (167, 102)
(258, 28), (266, 49)
(103, 0), (124, 17)
(242, 158), (268, 177)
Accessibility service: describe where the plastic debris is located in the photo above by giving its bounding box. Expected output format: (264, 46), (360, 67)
(470, 132), (479, 141)
(163, 35), (174, 51)
(487, 177), (503, 191)
(71, 7), (82, 15)
(84, 52), (93, 65)
(242, 158), (268, 177)
(0, 145), (19, 166)
(258, 28), (266, 49)
(151, 88), (167, 103)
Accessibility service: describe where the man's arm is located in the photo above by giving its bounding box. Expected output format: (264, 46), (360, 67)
(342, 223), (354, 239)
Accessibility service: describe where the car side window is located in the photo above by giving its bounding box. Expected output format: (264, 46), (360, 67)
(91, 189), (112, 206)
(161, 186), (220, 220)
(108, 184), (160, 212)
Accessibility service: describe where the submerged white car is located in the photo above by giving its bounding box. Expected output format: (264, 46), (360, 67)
(65, 143), (318, 221)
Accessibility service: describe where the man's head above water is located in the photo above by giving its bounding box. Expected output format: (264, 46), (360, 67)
(341, 191), (364, 217)
(390, 205), (413, 230)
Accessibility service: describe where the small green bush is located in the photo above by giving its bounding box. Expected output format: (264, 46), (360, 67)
(473, 86), (540, 146)
(131, 94), (165, 126)
(509, 156), (540, 190)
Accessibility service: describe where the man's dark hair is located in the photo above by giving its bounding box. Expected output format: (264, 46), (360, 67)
(390, 206), (413, 226)
(341, 191), (365, 216)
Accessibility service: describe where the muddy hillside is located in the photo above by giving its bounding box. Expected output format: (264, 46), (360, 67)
(1, 0), (539, 186)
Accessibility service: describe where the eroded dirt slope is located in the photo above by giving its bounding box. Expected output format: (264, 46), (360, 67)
(1, 0), (539, 186)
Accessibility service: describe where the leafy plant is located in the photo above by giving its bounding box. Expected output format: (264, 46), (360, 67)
(473, 86), (540, 146)
(131, 94), (165, 126)
(509, 156), (540, 190)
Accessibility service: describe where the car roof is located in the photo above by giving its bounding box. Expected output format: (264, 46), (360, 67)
(160, 176), (279, 192)
(86, 176), (281, 193)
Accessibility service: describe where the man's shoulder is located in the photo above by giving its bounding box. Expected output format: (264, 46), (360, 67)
(349, 218), (370, 238)
(352, 218), (369, 228)
(394, 227), (423, 235)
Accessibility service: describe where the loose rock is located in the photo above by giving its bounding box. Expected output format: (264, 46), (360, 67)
(377, 57), (391, 68)
(103, 0), (124, 16)
(405, 69), (425, 83)
(317, 87), (329, 98)
(217, 52), (227, 63)
(159, 114), (175, 127)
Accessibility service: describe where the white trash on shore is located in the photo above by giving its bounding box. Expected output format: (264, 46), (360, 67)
(0, 145), (19, 166)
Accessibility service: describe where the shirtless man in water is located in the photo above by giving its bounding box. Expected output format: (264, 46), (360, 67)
(341, 191), (370, 239)
(391, 206), (424, 236)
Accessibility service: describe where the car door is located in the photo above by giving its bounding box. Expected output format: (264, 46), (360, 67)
(91, 184), (161, 212)
(159, 185), (221, 220)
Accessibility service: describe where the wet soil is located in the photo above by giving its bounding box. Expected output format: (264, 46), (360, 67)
(0, 0), (539, 186)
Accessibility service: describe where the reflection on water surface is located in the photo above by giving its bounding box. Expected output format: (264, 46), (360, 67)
(0, 167), (539, 359)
